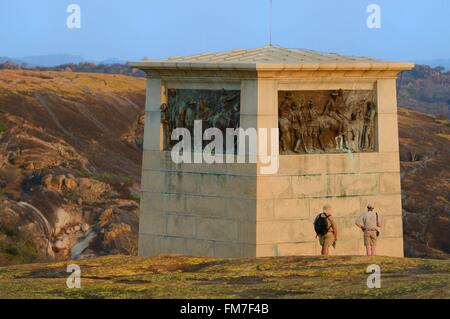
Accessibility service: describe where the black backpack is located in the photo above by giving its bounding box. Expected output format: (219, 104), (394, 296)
(314, 213), (330, 236)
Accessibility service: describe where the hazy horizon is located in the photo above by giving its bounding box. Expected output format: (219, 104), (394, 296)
(3, 51), (450, 64)
(1, 0), (449, 62)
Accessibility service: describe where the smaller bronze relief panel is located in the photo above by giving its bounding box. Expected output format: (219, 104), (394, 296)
(278, 89), (377, 154)
(162, 89), (241, 151)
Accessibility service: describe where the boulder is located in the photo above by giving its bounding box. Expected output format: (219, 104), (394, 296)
(54, 235), (70, 250)
(78, 178), (92, 188)
(63, 177), (77, 190)
(53, 175), (66, 192)
(81, 223), (90, 232)
(42, 174), (53, 188)
(104, 223), (131, 241)
(24, 162), (34, 171)
(43, 174), (66, 192)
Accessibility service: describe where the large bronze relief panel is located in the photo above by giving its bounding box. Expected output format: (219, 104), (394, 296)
(162, 89), (241, 151)
(278, 89), (377, 154)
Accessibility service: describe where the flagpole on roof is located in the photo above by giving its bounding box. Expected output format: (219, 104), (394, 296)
(269, 0), (273, 46)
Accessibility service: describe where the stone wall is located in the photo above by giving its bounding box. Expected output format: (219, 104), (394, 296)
(256, 152), (403, 257)
(139, 150), (257, 257)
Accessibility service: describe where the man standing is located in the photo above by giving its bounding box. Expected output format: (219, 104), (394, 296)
(355, 203), (381, 256)
(314, 204), (338, 256)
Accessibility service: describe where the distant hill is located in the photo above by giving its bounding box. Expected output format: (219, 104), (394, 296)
(0, 60), (145, 77)
(0, 57), (24, 65)
(0, 55), (127, 68)
(415, 59), (450, 71)
(0, 54), (86, 67)
(19, 54), (87, 67)
(99, 58), (127, 65)
(397, 64), (450, 119)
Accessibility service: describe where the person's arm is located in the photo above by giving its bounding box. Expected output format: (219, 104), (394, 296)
(355, 215), (365, 231)
(330, 216), (338, 240)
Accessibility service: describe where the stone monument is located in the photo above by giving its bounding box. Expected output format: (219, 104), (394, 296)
(131, 45), (414, 257)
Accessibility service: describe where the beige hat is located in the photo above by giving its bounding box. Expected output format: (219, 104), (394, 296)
(367, 202), (375, 209)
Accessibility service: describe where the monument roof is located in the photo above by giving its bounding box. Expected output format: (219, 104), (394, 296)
(130, 45), (414, 72)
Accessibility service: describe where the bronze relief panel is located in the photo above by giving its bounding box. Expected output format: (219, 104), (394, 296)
(162, 89), (241, 151)
(278, 89), (377, 154)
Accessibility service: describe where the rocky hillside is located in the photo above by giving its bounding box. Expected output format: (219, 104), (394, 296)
(0, 70), (145, 265)
(1, 255), (448, 299)
(0, 60), (146, 78)
(397, 64), (450, 118)
(0, 70), (448, 266)
(398, 108), (450, 259)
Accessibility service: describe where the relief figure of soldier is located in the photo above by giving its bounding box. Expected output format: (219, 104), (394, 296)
(289, 101), (307, 153)
(320, 89), (352, 151)
(279, 92), (294, 153)
(361, 101), (377, 150)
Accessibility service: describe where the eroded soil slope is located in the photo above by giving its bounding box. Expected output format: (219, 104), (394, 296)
(398, 108), (450, 258)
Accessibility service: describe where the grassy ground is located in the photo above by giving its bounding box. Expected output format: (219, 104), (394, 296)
(0, 255), (449, 299)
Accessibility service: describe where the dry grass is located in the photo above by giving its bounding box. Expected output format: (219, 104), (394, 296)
(0, 255), (449, 299)
(0, 70), (144, 100)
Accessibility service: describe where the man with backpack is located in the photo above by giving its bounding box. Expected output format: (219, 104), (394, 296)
(355, 203), (381, 256)
(313, 204), (338, 256)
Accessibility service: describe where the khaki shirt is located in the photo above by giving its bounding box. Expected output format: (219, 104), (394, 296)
(356, 211), (381, 230)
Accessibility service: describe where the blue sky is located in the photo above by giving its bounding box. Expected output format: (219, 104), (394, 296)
(0, 0), (449, 62)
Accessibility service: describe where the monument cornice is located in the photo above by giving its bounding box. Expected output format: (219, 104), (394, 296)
(130, 63), (414, 81)
(130, 61), (414, 73)
(130, 46), (414, 80)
